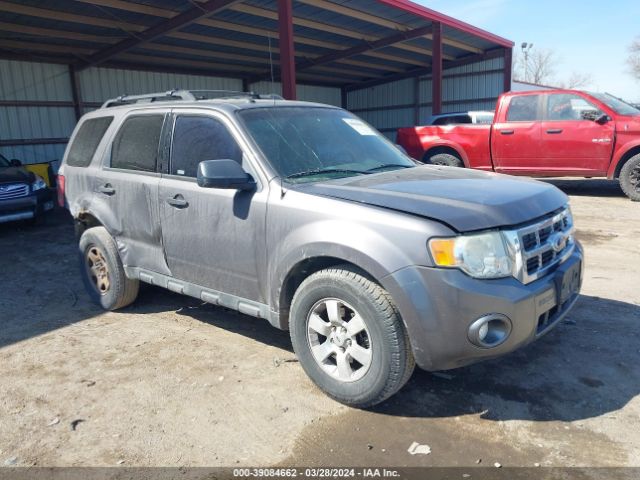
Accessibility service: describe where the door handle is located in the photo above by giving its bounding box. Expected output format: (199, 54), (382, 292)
(98, 184), (115, 195)
(500, 129), (514, 135)
(546, 129), (563, 134)
(167, 194), (188, 208)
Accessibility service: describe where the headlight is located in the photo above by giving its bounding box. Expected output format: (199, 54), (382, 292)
(428, 231), (513, 279)
(31, 175), (47, 191)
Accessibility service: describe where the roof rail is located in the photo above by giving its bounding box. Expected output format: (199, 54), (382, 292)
(101, 89), (283, 108)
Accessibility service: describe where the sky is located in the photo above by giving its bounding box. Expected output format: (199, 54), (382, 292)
(418, 0), (640, 102)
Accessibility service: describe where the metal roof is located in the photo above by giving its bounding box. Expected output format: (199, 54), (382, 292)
(0, 0), (514, 88)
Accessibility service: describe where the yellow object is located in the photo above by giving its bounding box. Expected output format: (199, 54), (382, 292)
(24, 163), (52, 187)
(429, 238), (456, 266)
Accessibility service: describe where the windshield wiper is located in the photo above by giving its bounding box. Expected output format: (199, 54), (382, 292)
(286, 168), (370, 180)
(365, 164), (414, 173)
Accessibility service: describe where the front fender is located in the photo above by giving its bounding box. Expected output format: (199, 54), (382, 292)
(608, 140), (640, 178)
(269, 219), (416, 311)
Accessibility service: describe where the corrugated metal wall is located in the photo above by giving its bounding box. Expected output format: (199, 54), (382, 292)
(249, 81), (341, 106)
(347, 56), (505, 141)
(0, 59), (74, 163)
(79, 67), (243, 106)
(2, 56), (502, 163)
(0, 60), (342, 167)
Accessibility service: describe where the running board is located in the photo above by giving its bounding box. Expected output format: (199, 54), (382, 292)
(124, 267), (279, 328)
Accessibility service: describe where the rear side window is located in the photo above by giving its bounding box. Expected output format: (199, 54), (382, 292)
(433, 115), (471, 125)
(111, 115), (164, 172)
(506, 95), (540, 122)
(66, 117), (113, 167)
(170, 115), (242, 177)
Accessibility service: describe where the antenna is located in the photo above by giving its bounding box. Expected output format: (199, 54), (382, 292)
(267, 34), (276, 106)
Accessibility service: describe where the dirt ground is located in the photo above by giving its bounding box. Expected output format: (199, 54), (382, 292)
(0, 178), (639, 469)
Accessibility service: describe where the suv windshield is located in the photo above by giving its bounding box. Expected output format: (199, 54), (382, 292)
(588, 92), (640, 116)
(238, 107), (414, 183)
(0, 154), (9, 168)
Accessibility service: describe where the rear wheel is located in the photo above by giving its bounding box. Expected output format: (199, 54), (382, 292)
(289, 265), (414, 408)
(620, 153), (640, 201)
(425, 152), (464, 168)
(78, 226), (139, 310)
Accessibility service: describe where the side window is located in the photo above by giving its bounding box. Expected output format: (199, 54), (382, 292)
(506, 95), (540, 122)
(170, 115), (243, 177)
(66, 117), (114, 167)
(111, 115), (164, 172)
(547, 93), (601, 121)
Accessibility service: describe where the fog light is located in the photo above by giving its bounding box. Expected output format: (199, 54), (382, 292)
(468, 314), (512, 348)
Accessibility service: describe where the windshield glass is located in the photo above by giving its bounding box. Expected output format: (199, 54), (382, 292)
(0, 154), (9, 167)
(588, 92), (640, 116)
(237, 107), (415, 183)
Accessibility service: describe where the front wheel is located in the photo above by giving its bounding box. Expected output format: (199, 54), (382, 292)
(619, 153), (640, 201)
(289, 266), (414, 408)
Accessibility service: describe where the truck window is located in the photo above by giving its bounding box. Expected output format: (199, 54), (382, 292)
(547, 93), (601, 121)
(66, 117), (113, 167)
(170, 116), (242, 177)
(433, 115), (471, 125)
(506, 95), (540, 122)
(111, 115), (164, 172)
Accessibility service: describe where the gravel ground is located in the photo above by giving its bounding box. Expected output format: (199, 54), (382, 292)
(0, 178), (638, 469)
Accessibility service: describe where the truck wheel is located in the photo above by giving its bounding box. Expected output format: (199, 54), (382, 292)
(289, 265), (415, 408)
(620, 154), (640, 201)
(425, 152), (464, 168)
(78, 226), (139, 310)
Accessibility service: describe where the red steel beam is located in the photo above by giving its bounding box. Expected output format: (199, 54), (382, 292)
(278, 0), (297, 100)
(431, 21), (442, 115)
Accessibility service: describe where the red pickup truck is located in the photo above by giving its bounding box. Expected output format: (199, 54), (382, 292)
(397, 90), (640, 200)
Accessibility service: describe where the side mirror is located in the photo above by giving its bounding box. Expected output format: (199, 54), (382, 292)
(9, 159), (22, 167)
(197, 159), (255, 191)
(595, 113), (611, 125)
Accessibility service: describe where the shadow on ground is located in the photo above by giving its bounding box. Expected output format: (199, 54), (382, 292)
(375, 294), (640, 422)
(543, 178), (626, 198)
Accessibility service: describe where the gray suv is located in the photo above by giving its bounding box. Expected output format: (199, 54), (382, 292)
(59, 90), (583, 407)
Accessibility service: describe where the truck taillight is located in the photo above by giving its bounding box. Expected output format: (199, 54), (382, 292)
(57, 174), (66, 208)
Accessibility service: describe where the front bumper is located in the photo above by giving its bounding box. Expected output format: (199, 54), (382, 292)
(0, 188), (54, 224)
(381, 243), (584, 371)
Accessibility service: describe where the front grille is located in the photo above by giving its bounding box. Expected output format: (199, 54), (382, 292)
(505, 207), (575, 284)
(0, 183), (29, 200)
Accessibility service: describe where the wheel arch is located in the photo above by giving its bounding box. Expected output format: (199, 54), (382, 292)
(275, 253), (385, 331)
(422, 144), (468, 167)
(610, 145), (640, 179)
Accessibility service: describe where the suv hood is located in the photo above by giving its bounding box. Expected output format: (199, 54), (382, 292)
(0, 167), (32, 185)
(292, 166), (568, 232)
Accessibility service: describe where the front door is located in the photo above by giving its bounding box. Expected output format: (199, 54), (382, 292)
(538, 92), (614, 175)
(158, 111), (267, 302)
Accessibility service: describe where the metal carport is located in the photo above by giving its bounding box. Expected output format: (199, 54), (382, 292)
(0, 0), (513, 160)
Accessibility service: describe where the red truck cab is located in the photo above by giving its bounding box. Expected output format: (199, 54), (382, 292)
(397, 90), (640, 200)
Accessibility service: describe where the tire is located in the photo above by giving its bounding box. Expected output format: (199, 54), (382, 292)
(425, 152), (464, 168)
(289, 265), (415, 408)
(78, 226), (139, 310)
(619, 153), (640, 201)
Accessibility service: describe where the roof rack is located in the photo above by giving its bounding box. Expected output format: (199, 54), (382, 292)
(101, 89), (284, 108)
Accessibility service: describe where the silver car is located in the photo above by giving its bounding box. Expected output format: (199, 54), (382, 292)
(58, 90), (583, 407)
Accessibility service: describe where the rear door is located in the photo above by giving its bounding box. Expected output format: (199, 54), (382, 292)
(95, 111), (170, 275)
(158, 110), (267, 302)
(491, 93), (543, 174)
(538, 92), (614, 175)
